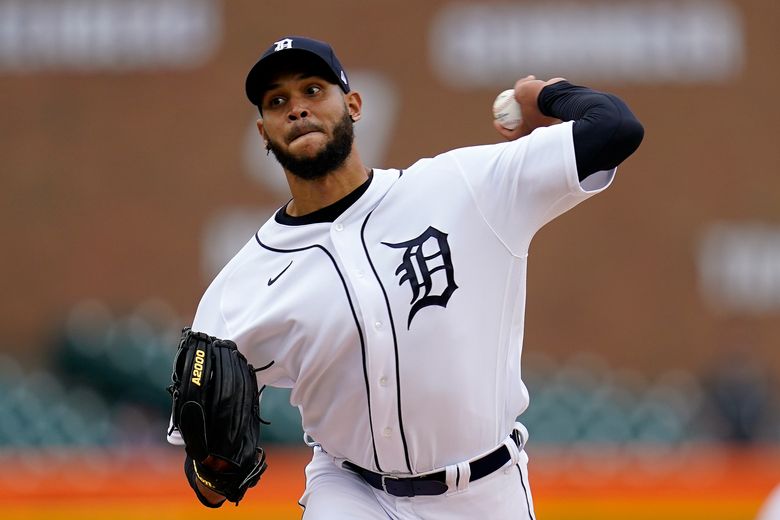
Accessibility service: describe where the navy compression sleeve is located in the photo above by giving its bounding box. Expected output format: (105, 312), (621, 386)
(537, 81), (644, 181)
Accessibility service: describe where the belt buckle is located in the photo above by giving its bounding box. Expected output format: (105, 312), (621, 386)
(381, 474), (413, 497)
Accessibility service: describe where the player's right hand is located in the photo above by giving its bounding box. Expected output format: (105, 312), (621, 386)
(493, 76), (564, 140)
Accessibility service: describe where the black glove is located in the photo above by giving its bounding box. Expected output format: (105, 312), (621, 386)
(168, 328), (267, 506)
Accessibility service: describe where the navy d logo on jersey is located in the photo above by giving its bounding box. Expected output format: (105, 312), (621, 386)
(382, 226), (458, 328)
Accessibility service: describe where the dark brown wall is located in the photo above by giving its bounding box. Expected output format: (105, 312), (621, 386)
(2, 0), (778, 379)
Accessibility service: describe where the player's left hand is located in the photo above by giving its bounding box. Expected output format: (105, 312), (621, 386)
(493, 76), (566, 140)
(168, 328), (268, 506)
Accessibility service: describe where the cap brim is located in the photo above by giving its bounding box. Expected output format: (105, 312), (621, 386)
(245, 49), (343, 106)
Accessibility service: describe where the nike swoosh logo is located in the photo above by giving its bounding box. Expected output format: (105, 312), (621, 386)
(267, 261), (293, 286)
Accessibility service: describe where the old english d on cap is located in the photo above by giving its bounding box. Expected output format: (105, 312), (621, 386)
(245, 36), (350, 106)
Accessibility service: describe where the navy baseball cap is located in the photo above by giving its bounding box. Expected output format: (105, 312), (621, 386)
(245, 36), (350, 106)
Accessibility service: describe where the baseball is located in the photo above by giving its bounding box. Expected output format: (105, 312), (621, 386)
(492, 89), (523, 130)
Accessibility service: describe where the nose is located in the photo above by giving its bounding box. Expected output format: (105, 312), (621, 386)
(288, 98), (309, 121)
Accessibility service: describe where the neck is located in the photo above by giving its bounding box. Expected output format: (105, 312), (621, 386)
(284, 151), (369, 216)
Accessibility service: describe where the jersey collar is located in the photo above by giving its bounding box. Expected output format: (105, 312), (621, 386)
(274, 170), (374, 226)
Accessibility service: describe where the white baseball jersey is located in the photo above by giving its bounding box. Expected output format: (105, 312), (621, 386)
(168, 121), (614, 475)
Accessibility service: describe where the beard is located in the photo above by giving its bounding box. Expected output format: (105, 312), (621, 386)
(265, 110), (355, 181)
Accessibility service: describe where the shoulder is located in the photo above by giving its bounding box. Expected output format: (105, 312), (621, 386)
(407, 122), (574, 172)
(399, 144), (497, 178)
(193, 233), (268, 336)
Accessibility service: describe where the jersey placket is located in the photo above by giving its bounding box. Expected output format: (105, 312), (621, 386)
(330, 216), (410, 474)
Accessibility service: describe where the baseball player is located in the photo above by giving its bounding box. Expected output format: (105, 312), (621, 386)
(167, 35), (644, 518)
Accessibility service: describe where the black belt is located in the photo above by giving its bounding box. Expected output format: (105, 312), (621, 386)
(343, 430), (522, 497)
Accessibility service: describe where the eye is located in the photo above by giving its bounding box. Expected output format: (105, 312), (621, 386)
(305, 84), (322, 96)
(268, 96), (285, 108)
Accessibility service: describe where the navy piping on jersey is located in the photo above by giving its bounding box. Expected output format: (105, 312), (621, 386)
(254, 360), (275, 372)
(255, 235), (384, 472)
(257, 385), (271, 425)
(516, 464), (535, 520)
(360, 182), (413, 473)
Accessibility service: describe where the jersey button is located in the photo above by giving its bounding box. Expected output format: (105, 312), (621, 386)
(356, 269), (364, 278)
(382, 428), (392, 437)
(374, 321), (382, 329)
(379, 377), (388, 386)
(334, 223), (344, 231)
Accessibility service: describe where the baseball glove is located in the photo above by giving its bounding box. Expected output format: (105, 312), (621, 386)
(167, 327), (267, 506)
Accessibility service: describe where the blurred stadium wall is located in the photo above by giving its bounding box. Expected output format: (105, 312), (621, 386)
(1, 0), (778, 518)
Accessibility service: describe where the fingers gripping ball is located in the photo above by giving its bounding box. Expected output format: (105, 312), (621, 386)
(168, 328), (267, 506)
(492, 89), (523, 130)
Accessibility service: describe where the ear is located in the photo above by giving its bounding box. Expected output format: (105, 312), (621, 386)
(345, 91), (363, 122)
(256, 119), (268, 146)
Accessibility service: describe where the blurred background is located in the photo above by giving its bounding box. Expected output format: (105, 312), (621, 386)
(1, 0), (778, 518)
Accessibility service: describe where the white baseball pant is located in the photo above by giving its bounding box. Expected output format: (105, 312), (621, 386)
(299, 430), (536, 519)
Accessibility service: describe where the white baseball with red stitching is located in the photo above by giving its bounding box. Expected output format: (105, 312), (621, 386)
(492, 89), (523, 130)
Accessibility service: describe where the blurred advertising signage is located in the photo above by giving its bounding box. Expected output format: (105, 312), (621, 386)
(430, 0), (743, 86)
(698, 223), (780, 313)
(0, 0), (220, 72)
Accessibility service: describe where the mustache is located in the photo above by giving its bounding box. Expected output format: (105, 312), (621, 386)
(287, 122), (324, 143)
